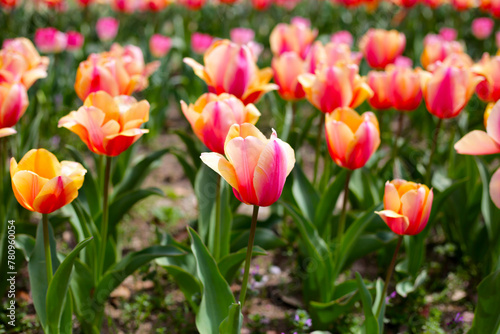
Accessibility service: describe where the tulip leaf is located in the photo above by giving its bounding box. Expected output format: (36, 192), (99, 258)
(69, 259), (96, 328)
(174, 129), (202, 169)
(28, 222), (61, 331)
(15, 234), (36, 261)
(208, 180), (233, 260)
(59, 291), (73, 334)
(219, 303), (243, 334)
(469, 268), (500, 334)
(188, 227), (235, 334)
(170, 149), (198, 187)
(292, 165), (319, 222)
(395, 270), (427, 298)
(372, 278), (386, 334)
(355, 273), (379, 334)
(218, 246), (267, 284)
(476, 158), (500, 244)
(195, 165), (219, 243)
(46, 237), (93, 334)
(314, 169), (347, 232)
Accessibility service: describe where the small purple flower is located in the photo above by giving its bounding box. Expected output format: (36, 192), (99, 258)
(447, 312), (464, 326)
(294, 314), (300, 322)
(305, 318), (312, 327)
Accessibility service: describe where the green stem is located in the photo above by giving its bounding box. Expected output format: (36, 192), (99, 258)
(213, 175), (221, 261)
(425, 118), (443, 185)
(239, 205), (259, 306)
(313, 113), (325, 186)
(376, 235), (403, 318)
(335, 170), (352, 247)
(97, 156), (112, 279)
(392, 112), (404, 178)
(43, 214), (53, 284)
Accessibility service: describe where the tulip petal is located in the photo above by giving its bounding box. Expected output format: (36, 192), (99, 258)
(121, 100), (150, 130)
(454, 130), (500, 155)
(486, 101), (500, 145)
(33, 176), (79, 214)
(375, 210), (410, 235)
(0, 128), (17, 138)
(345, 118), (380, 170)
(11, 171), (49, 212)
(200, 152), (239, 192)
(224, 123), (267, 150)
(14, 148), (61, 179)
(60, 161), (87, 189)
(103, 128), (148, 156)
(184, 58), (212, 86)
(400, 187), (426, 234)
(384, 182), (401, 213)
(414, 189), (433, 235)
(84, 91), (120, 123)
(490, 168), (500, 209)
(325, 119), (354, 168)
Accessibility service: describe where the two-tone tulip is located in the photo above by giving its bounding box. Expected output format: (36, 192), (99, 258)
(269, 18), (318, 59)
(324, 107), (380, 170)
(180, 93), (261, 154)
(420, 34), (464, 70)
(10, 149), (86, 214)
(367, 70), (393, 110)
(298, 62), (373, 114)
(34, 27), (67, 54)
(376, 179), (433, 235)
(58, 91), (149, 156)
(201, 123), (295, 207)
(388, 65), (422, 111)
(272, 52), (306, 101)
(473, 53), (500, 103)
(184, 39), (277, 105)
(421, 63), (481, 119)
(359, 29), (406, 69)
(0, 83), (28, 138)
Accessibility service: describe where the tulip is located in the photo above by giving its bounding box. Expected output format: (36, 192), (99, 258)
(0, 0), (17, 8)
(34, 28), (67, 54)
(251, 0), (272, 10)
(141, 0), (171, 11)
(179, 0), (206, 9)
(376, 179), (434, 235)
(149, 34), (172, 58)
(388, 65), (422, 111)
(439, 27), (458, 41)
(201, 123), (295, 207)
(325, 107), (380, 170)
(0, 83), (28, 138)
(359, 29), (406, 69)
(58, 91), (149, 156)
(191, 32), (215, 54)
(10, 148), (86, 214)
(331, 30), (354, 47)
(451, 0), (476, 10)
(0, 37), (49, 89)
(66, 31), (84, 51)
(473, 53), (500, 103)
(111, 0), (139, 12)
(76, 0), (93, 6)
(421, 64), (481, 119)
(184, 39), (277, 105)
(472, 17), (494, 40)
(298, 62), (373, 114)
(96, 17), (119, 42)
(394, 56), (413, 68)
(230, 28), (255, 45)
(420, 34), (464, 69)
(479, 0), (500, 17)
(269, 19), (318, 59)
(496, 31), (500, 50)
(367, 70), (393, 110)
(484, 102), (494, 128)
(272, 52), (306, 101)
(180, 93), (261, 154)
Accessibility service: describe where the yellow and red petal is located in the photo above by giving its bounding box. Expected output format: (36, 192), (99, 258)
(14, 148), (61, 179)
(200, 152), (239, 192)
(33, 176), (80, 214)
(375, 210), (410, 235)
(11, 170), (49, 212)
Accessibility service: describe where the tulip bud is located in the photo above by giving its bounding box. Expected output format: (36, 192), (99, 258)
(367, 70), (393, 110)
(272, 52), (306, 101)
(359, 29), (406, 69)
(376, 179), (433, 235)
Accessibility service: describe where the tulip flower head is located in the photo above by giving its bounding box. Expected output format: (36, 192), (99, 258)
(420, 34), (464, 70)
(10, 149), (86, 214)
(298, 62), (373, 114)
(359, 29), (406, 69)
(191, 32), (215, 54)
(184, 39), (277, 105)
(331, 30), (354, 47)
(472, 17), (494, 40)
(58, 91), (150, 156)
(66, 31), (84, 51)
(180, 93), (261, 154)
(367, 70), (393, 110)
(0, 83), (29, 138)
(421, 63), (481, 119)
(96, 17), (119, 42)
(230, 28), (255, 45)
(388, 65), (423, 111)
(201, 123), (295, 207)
(251, 0), (272, 10)
(376, 179), (433, 235)
(269, 19), (318, 59)
(439, 27), (458, 41)
(472, 53), (500, 103)
(272, 52), (306, 101)
(325, 107), (380, 170)
(34, 28), (67, 54)
(149, 34), (172, 58)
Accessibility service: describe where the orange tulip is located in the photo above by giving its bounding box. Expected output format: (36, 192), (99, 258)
(184, 39), (277, 105)
(388, 65), (422, 111)
(325, 107), (380, 170)
(58, 91), (149, 156)
(180, 93), (261, 154)
(298, 62), (373, 114)
(367, 70), (393, 110)
(359, 29), (406, 69)
(272, 52), (306, 101)
(376, 179), (433, 235)
(10, 149), (86, 214)
(473, 53), (500, 103)
(421, 63), (481, 119)
(201, 123), (295, 207)
(0, 83), (28, 138)
(269, 18), (317, 59)
(0, 37), (49, 88)
(74, 43), (159, 101)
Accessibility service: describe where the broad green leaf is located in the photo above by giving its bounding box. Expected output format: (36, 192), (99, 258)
(15, 234), (35, 261)
(292, 165), (319, 222)
(170, 149), (198, 187)
(59, 291), (73, 334)
(314, 170), (347, 232)
(355, 273), (378, 334)
(219, 303), (243, 334)
(188, 227), (235, 334)
(372, 278), (385, 334)
(174, 129), (202, 169)
(195, 165), (219, 242)
(469, 268), (500, 334)
(395, 270), (427, 298)
(46, 237), (93, 334)
(218, 246), (267, 284)
(208, 180), (233, 260)
(69, 259), (95, 325)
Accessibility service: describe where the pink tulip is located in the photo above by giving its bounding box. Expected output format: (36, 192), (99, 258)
(0, 83), (29, 138)
(367, 70), (393, 110)
(270, 18), (318, 59)
(439, 27), (458, 41)
(472, 17), (494, 39)
(66, 31), (84, 51)
(230, 28), (255, 45)
(96, 17), (119, 42)
(473, 53), (500, 103)
(359, 29), (406, 69)
(191, 32), (215, 54)
(201, 123), (295, 207)
(331, 30), (354, 47)
(34, 28), (67, 53)
(149, 34), (172, 58)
